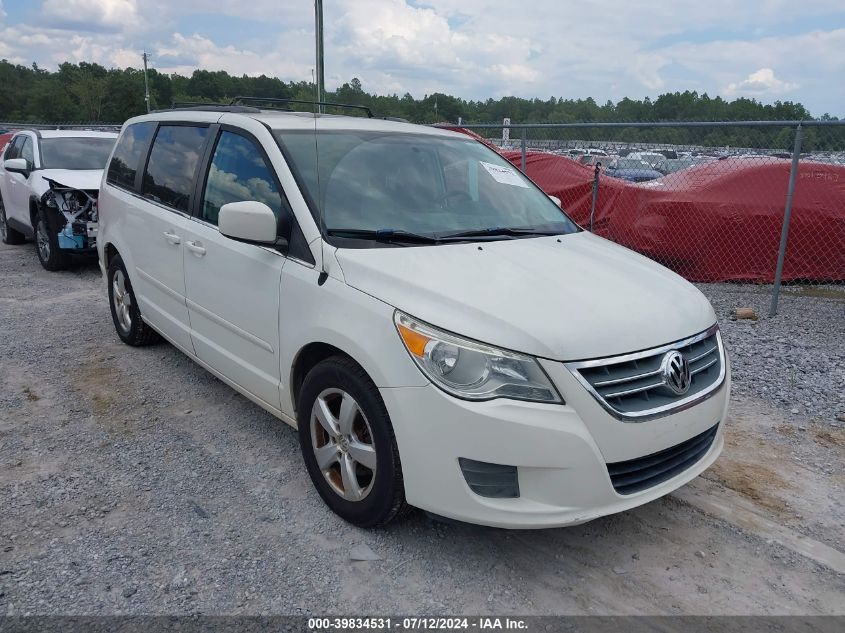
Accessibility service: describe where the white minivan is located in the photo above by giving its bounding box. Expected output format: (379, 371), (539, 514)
(97, 103), (729, 528)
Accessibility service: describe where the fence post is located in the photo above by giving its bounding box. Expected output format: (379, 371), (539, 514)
(769, 124), (804, 317)
(590, 163), (601, 232)
(520, 128), (527, 172)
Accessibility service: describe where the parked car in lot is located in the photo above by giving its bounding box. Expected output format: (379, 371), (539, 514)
(98, 103), (729, 529)
(654, 157), (703, 175)
(577, 154), (608, 167)
(0, 129), (117, 270)
(628, 151), (666, 168)
(604, 158), (664, 182)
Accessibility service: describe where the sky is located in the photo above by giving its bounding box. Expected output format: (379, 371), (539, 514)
(1, 0), (843, 116)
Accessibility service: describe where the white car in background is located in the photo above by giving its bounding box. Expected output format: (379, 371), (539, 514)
(0, 129), (117, 270)
(97, 104), (729, 529)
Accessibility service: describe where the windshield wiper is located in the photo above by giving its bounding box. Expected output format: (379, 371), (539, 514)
(326, 228), (442, 244)
(439, 227), (564, 240)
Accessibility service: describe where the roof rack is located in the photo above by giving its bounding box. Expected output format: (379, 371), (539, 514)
(229, 96), (374, 118)
(161, 102), (261, 113)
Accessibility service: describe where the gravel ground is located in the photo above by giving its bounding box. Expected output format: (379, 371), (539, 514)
(1, 242), (843, 616)
(700, 282), (845, 424)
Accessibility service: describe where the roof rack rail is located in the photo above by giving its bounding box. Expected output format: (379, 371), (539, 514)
(229, 96), (374, 118)
(160, 102), (260, 113)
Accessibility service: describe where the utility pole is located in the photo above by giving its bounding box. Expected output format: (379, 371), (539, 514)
(142, 51), (151, 113)
(314, 0), (325, 113)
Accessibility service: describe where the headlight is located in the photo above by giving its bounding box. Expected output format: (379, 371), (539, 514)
(394, 311), (562, 404)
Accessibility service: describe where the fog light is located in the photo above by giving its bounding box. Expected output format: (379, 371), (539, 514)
(458, 458), (520, 498)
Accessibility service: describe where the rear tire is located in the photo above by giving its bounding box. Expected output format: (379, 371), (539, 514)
(34, 206), (69, 271)
(297, 355), (410, 528)
(0, 196), (25, 245)
(107, 254), (161, 346)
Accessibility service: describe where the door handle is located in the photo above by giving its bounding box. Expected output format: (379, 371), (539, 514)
(185, 240), (206, 257)
(163, 231), (181, 245)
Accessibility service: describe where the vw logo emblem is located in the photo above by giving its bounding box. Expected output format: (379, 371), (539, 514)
(661, 350), (691, 395)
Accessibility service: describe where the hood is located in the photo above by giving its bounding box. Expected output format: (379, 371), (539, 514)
(335, 232), (716, 361)
(32, 169), (103, 196)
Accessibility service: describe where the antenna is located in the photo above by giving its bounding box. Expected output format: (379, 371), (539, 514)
(313, 110), (328, 282)
(315, 0), (325, 115)
(142, 51), (151, 113)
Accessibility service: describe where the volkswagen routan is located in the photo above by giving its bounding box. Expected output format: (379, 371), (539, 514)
(97, 102), (729, 528)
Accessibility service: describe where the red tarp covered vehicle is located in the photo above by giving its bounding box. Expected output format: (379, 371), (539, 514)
(499, 150), (845, 283)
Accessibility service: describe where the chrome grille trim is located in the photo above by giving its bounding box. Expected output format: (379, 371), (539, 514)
(565, 324), (726, 422)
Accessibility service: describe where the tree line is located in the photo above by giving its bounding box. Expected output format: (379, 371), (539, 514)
(0, 60), (841, 150)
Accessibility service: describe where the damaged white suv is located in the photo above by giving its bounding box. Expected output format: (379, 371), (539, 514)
(0, 129), (117, 270)
(98, 103), (729, 529)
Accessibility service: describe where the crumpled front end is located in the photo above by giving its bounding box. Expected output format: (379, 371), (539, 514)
(41, 178), (99, 251)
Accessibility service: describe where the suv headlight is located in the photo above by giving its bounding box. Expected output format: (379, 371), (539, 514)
(394, 311), (562, 404)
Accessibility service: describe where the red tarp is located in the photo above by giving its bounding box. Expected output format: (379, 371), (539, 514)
(499, 150), (845, 283)
(0, 133), (13, 155)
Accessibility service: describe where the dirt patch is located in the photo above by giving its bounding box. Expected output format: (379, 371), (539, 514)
(707, 459), (791, 515)
(775, 424), (795, 437)
(782, 285), (845, 301)
(704, 425), (794, 516)
(70, 358), (129, 434)
(813, 427), (845, 448)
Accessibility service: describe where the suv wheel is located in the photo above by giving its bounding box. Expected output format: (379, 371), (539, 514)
(0, 196), (26, 245)
(107, 254), (161, 346)
(34, 207), (69, 271)
(297, 356), (409, 527)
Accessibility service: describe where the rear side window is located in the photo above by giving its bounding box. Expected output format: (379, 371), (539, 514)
(142, 125), (209, 212)
(4, 135), (24, 160)
(107, 122), (156, 191)
(202, 131), (283, 225)
(20, 137), (34, 169)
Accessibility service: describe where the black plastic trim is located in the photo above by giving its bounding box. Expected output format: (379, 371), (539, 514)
(607, 424), (719, 495)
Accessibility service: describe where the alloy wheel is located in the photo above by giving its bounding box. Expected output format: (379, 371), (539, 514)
(0, 204), (7, 241)
(112, 269), (133, 332)
(310, 388), (377, 501)
(36, 219), (50, 260)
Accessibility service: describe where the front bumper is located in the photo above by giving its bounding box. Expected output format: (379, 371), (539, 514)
(382, 356), (730, 529)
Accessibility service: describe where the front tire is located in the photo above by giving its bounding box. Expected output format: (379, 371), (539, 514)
(107, 254), (161, 346)
(0, 196), (26, 245)
(34, 207), (69, 271)
(297, 356), (409, 527)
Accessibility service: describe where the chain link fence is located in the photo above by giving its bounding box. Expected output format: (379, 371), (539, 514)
(452, 121), (845, 316)
(3, 118), (843, 316)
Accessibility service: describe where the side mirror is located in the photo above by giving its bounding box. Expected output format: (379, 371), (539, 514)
(4, 158), (28, 175)
(219, 201), (278, 245)
(549, 195), (562, 208)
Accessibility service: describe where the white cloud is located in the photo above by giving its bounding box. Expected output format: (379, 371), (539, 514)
(40, 0), (139, 31)
(154, 32), (311, 80)
(724, 68), (799, 96)
(0, 1), (842, 115)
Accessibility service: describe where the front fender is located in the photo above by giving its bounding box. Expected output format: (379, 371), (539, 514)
(278, 259), (428, 418)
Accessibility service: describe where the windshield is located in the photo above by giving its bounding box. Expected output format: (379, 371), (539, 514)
(40, 137), (116, 170)
(274, 130), (578, 245)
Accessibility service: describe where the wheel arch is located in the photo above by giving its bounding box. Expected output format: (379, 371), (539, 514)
(104, 242), (120, 268)
(29, 196), (40, 227)
(290, 341), (358, 415)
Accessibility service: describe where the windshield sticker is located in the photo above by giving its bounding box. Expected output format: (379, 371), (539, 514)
(480, 161), (530, 188)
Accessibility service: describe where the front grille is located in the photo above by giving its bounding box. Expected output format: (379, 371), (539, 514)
(566, 325), (725, 420)
(607, 423), (719, 494)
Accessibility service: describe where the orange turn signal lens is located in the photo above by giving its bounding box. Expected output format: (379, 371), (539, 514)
(397, 324), (430, 357)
